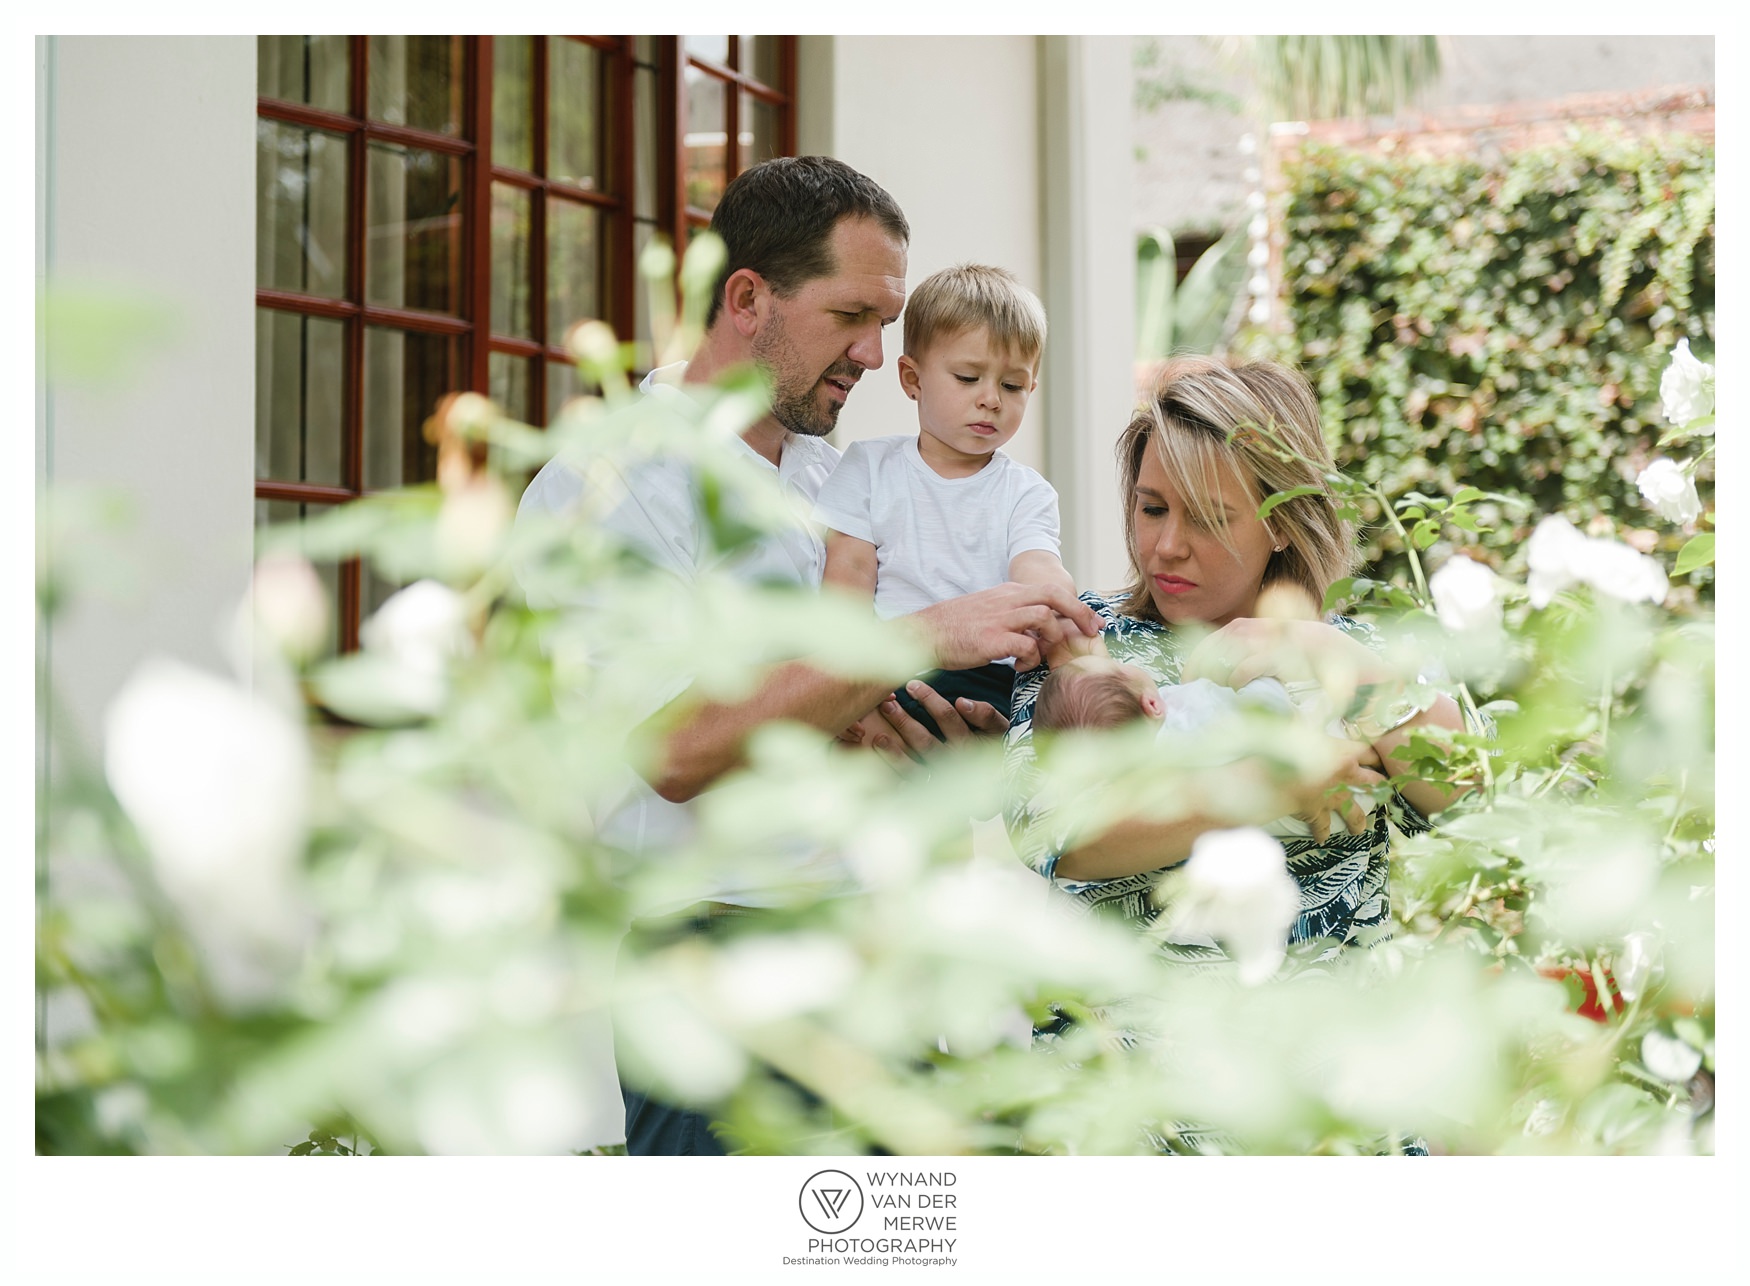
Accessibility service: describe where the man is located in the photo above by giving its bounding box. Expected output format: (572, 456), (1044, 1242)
(517, 156), (1100, 1154)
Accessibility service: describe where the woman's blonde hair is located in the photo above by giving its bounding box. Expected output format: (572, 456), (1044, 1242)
(1115, 355), (1355, 624)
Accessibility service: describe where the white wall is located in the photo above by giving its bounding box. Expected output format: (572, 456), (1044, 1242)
(38, 36), (258, 751)
(800, 36), (1047, 474)
(801, 35), (1135, 591)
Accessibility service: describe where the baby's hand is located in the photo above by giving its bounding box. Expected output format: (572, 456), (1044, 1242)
(1043, 618), (1109, 670)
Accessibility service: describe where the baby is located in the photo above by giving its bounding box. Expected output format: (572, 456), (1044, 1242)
(1033, 654), (1323, 841)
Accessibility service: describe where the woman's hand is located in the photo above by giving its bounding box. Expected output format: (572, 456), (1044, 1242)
(1182, 617), (1394, 696)
(1293, 735), (1388, 842)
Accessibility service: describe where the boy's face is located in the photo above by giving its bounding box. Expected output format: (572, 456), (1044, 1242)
(897, 326), (1037, 470)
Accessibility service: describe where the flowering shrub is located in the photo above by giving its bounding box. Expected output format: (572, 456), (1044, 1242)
(35, 243), (1714, 1157)
(1276, 130), (1714, 605)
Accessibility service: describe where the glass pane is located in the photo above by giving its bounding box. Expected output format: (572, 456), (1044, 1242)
(366, 143), (465, 314)
(492, 35), (535, 172)
(739, 35), (782, 86)
(258, 35), (350, 111)
(490, 183), (533, 338)
(546, 358), (588, 425)
(634, 65), (658, 220)
(633, 35), (658, 64)
(548, 38), (602, 189)
(366, 35), (464, 135)
(256, 120), (348, 298)
(255, 499), (342, 659)
(362, 327), (457, 491)
(546, 198), (601, 340)
(741, 93), (781, 172)
(685, 35), (730, 65)
(683, 69), (727, 211)
(255, 309), (346, 486)
(488, 351), (535, 424)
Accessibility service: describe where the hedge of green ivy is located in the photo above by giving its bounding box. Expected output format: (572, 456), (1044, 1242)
(1275, 129), (1714, 586)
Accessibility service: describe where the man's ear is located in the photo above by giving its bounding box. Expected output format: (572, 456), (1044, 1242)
(897, 353), (921, 401)
(721, 268), (766, 338)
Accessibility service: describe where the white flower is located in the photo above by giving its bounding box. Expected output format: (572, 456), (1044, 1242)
(1635, 458), (1702, 525)
(104, 658), (309, 943)
(1614, 932), (1658, 1005)
(1659, 339), (1714, 427)
(1429, 555), (1502, 631)
(360, 579), (472, 714)
(249, 552), (329, 661)
(1167, 827), (1300, 985)
(1640, 1030), (1702, 1085)
(1524, 516), (1668, 610)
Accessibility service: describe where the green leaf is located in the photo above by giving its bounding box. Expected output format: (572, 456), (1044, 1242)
(1257, 485), (1326, 521)
(1673, 533), (1715, 576)
(1452, 487), (1485, 506)
(1412, 520), (1440, 549)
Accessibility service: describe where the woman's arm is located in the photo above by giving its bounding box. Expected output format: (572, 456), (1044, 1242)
(1051, 735), (1386, 880)
(1182, 616), (1473, 817)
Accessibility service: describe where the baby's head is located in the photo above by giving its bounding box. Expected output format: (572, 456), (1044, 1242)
(898, 265), (1046, 463)
(1033, 656), (1164, 732)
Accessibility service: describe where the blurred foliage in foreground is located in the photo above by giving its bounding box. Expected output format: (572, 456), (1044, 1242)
(1276, 129), (1714, 606)
(36, 257), (1713, 1155)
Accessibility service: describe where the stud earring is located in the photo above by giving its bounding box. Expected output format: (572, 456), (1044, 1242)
(1272, 544), (1284, 552)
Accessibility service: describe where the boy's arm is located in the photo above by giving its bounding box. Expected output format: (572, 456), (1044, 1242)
(824, 530), (880, 598)
(1008, 548), (1076, 600)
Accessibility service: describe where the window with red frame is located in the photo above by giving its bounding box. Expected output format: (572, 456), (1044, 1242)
(255, 35), (796, 651)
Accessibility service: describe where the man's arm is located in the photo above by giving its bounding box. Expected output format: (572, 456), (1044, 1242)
(641, 582), (1104, 802)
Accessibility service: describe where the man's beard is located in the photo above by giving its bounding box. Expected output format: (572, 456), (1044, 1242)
(753, 310), (857, 438)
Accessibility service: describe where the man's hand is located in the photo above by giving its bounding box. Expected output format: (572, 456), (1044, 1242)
(911, 582), (1103, 672)
(879, 680), (1011, 758)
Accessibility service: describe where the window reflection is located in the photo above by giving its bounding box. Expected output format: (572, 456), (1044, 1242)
(365, 144), (464, 314)
(363, 327), (455, 490)
(256, 308), (345, 486)
(258, 35), (350, 112)
(256, 120), (348, 298)
(367, 35), (464, 135)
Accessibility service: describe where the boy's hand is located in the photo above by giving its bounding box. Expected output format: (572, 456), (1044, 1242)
(1043, 619), (1109, 670)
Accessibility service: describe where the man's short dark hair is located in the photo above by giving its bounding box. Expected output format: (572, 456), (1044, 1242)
(705, 155), (910, 327)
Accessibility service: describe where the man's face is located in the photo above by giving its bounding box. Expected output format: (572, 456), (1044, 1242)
(751, 216), (907, 437)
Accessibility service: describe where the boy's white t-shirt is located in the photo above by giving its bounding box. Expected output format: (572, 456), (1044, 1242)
(810, 434), (1062, 620)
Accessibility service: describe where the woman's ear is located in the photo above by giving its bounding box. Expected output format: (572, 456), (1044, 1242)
(721, 268), (766, 338)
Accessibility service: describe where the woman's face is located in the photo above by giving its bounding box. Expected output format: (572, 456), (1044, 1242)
(1132, 441), (1276, 628)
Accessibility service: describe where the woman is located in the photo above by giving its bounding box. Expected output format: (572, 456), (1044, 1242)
(1004, 355), (1467, 953)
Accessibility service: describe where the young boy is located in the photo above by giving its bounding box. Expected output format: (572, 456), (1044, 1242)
(812, 264), (1076, 740)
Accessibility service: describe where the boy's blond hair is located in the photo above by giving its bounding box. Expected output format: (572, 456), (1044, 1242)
(902, 263), (1047, 367)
